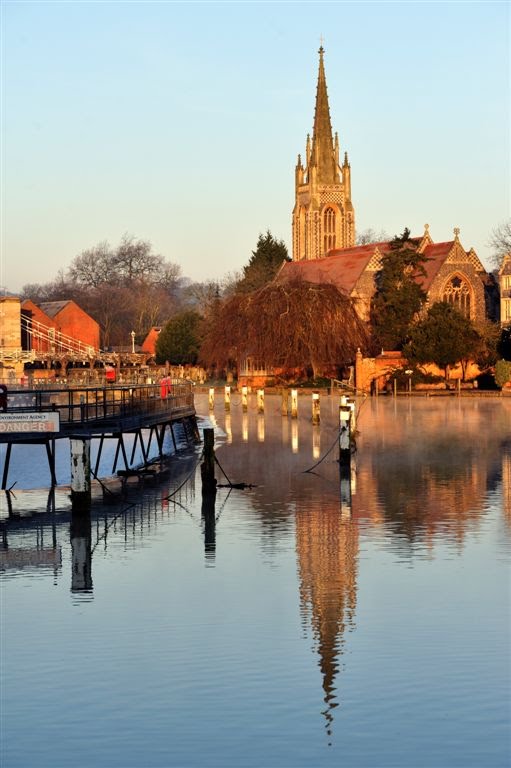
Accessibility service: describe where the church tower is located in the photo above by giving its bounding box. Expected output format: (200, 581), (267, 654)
(292, 47), (355, 261)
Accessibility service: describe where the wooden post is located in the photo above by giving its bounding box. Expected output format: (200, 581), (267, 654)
(242, 385), (248, 412)
(348, 398), (356, 432)
(224, 386), (231, 412)
(312, 391), (320, 425)
(291, 389), (298, 419)
(281, 388), (289, 416)
(457, 378), (461, 396)
(257, 389), (264, 413)
(393, 378), (397, 397)
(201, 427), (217, 495)
(339, 401), (351, 466)
(208, 387), (215, 411)
(70, 438), (91, 512)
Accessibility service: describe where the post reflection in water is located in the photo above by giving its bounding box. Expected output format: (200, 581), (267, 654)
(291, 419), (299, 454)
(313, 425), (321, 460)
(70, 508), (93, 593)
(242, 412), (249, 442)
(257, 414), (265, 443)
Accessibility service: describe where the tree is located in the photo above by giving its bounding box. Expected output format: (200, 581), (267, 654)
(370, 228), (429, 351)
(236, 230), (290, 293)
(356, 227), (388, 245)
(155, 311), (203, 365)
(404, 302), (480, 382)
(488, 219), (511, 268)
(199, 279), (369, 379)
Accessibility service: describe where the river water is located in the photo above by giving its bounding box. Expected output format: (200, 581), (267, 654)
(1, 393), (510, 768)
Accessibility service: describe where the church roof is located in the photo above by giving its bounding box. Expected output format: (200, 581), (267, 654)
(275, 235), (476, 295)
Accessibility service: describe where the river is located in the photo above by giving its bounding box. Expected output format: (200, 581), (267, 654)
(1, 393), (510, 768)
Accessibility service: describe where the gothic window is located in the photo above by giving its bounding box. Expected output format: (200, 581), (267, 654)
(299, 207), (306, 261)
(442, 275), (472, 318)
(323, 207), (336, 253)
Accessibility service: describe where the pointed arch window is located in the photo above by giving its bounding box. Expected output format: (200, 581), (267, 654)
(442, 275), (472, 318)
(323, 207), (336, 253)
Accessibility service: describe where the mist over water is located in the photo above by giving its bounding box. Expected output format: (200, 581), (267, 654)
(1, 394), (510, 768)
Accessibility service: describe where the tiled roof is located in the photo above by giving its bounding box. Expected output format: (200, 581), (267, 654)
(275, 237), (465, 294)
(38, 300), (71, 317)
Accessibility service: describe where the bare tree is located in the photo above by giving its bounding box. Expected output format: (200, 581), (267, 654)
(200, 279), (370, 378)
(68, 241), (113, 287)
(488, 220), (511, 268)
(356, 227), (389, 246)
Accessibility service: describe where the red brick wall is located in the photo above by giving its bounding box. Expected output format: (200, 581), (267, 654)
(54, 302), (100, 349)
(21, 300), (58, 352)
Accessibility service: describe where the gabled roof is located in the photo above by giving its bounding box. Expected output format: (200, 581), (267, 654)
(275, 234), (482, 295)
(38, 300), (72, 318)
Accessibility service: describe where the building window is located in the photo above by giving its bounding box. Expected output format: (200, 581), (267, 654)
(442, 275), (471, 318)
(505, 300), (511, 321)
(323, 207), (336, 253)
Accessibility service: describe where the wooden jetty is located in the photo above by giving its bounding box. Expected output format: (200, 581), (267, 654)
(0, 380), (199, 491)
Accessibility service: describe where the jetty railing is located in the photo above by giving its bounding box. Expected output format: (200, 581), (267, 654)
(2, 380), (194, 435)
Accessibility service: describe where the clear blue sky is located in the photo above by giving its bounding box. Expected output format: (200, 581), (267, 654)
(2, 1), (509, 292)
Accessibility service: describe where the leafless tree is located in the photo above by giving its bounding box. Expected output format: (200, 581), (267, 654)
(200, 279), (370, 378)
(488, 220), (511, 268)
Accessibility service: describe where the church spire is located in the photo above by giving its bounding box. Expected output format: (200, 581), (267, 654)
(310, 46), (339, 184)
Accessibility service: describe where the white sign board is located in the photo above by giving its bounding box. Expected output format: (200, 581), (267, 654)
(0, 412), (60, 433)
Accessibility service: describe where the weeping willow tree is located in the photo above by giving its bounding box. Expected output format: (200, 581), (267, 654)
(199, 279), (369, 378)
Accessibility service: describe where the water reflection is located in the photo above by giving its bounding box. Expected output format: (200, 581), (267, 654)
(295, 498), (358, 742)
(201, 394), (511, 742)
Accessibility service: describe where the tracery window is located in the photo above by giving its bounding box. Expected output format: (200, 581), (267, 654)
(442, 275), (471, 318)
(323, 207), (336, 253)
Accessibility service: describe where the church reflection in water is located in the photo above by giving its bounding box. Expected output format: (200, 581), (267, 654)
(1, 395), (510, 741)
(295, 495), (358, 739)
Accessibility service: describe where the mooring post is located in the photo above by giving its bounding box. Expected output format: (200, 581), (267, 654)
(257, 389), (264, 413)
(312, 391), (320, 425)
(291, 389), (298, 419)
(201, 427), (217, 495)
(339, 397), (351, 466)
(70, 438), (91, 512)
(224, 386), (231, 412)
(242, 385), (248, 412)
(281, 388), (289, 416)
(393, 378), (397, 398)
(208, 387), (215, 411)
(348, 397), (356, 432)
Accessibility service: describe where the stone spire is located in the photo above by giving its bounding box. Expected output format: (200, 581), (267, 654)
(310, 47), (339, 185)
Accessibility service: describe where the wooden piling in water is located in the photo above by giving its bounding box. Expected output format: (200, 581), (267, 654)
(70, 438), (91, 511)
(201, 427), (217, 495)
(208, 388), (215, 410)
(291, 389), (298, 419)
(257, 389), (264, 413)
(312, 392), (320, 425)
(224, 386), (231, 412)
(242, 386), (248, 412)
(281, 388), (289, 416)
(339, 398), (351, 467)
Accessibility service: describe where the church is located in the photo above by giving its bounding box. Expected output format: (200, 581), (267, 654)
(280, 47), (497, 328)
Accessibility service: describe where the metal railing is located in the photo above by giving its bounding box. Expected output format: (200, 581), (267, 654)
(4, 381), (194, 428)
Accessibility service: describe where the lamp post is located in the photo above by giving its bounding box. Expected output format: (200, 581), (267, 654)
(131, 330), (135, 354)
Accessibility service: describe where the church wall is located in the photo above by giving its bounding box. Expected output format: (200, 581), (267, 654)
(427, 263), (487, 323)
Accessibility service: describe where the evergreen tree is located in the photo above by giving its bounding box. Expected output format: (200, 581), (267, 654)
(236, 230), (290, 293)
(155, 311), (203, 365)
(370, 228), (429, 351)
(404, 302), (479, 382)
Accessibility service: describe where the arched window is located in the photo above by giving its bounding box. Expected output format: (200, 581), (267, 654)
(442, 275), (472, 318)
(323, 207), (336, 253)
